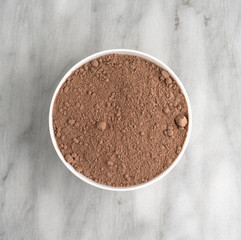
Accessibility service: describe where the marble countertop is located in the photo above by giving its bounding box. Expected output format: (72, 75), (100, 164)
(1, 0), (241, 239)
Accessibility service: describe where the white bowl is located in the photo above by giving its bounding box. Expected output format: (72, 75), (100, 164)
(49, 49), (192, 191)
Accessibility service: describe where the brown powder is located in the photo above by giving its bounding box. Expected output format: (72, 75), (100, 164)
(52, 54), (189, 187)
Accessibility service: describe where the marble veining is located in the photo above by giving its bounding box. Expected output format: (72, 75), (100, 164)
(0, 0), (241, 239)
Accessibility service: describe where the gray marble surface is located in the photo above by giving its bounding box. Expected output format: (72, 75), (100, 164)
(1, 0), (241, 239)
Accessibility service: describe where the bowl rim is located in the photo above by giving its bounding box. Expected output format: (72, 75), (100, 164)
(49, 49), (192, 191)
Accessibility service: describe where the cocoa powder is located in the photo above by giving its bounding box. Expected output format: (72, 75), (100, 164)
(52, 54), (189, 187)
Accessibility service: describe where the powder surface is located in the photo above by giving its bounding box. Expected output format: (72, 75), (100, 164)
(52, 54), (189, 187)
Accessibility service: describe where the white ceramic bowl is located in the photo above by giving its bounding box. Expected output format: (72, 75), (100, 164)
(49, 49), (192, 191)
